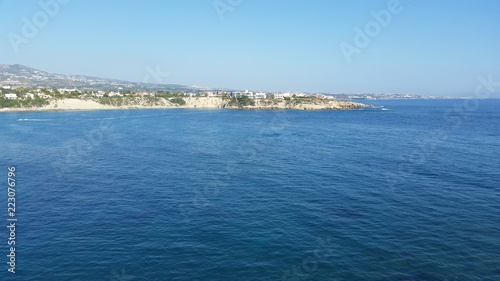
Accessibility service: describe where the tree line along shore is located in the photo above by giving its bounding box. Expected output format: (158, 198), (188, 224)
(0, 88), (369, 111)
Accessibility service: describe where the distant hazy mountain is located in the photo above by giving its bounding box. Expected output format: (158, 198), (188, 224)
(0, 64), (213, 92)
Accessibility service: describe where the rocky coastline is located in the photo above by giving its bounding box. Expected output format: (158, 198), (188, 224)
(0, 97), (370, 112)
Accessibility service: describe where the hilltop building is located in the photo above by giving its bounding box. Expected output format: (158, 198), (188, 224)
(4, 93), (17, 100)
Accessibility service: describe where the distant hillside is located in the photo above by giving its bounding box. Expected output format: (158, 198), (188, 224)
(0, 64), (213, 92)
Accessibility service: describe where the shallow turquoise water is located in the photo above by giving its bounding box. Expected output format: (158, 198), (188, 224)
(1, 100), (499, 280)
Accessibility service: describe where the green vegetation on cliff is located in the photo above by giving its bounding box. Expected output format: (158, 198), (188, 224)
(170, 97), (186, 106)
(0, 97), (49, 108)
(229, 96), (255, 107)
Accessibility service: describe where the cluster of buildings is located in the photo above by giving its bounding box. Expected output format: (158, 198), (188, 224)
(4, 93), (18, 100)
(229, 91), (332, 100)
(1, 92), (35, 100)
(338, 93), (424, 100)
(229, 91), (268, 99)
(1, 86), (336, 101)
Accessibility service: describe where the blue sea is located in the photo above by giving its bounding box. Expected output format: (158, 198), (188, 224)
(1, 100), (499, 280)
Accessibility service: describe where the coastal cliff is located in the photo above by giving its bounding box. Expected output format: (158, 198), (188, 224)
(0, 97), (369, 112)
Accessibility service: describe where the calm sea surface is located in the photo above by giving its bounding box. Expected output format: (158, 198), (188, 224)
(1, 100), (499, 280)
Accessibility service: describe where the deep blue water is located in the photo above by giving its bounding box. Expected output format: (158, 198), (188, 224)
(0, 100), (499, 280)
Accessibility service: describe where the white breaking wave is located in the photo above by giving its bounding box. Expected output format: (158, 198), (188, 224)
(17, 118), (54, 122)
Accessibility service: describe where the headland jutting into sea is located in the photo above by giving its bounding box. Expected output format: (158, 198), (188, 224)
(0, 89), (369, 112)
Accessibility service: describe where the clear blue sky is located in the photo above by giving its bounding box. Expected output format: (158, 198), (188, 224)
(1, 0), (499, 96)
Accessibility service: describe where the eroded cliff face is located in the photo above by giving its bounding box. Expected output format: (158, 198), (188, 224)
(0, 97), (369, 112)
(241, 99), (369, 110)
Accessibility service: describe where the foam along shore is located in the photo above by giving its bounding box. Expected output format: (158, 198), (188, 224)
(0, 97), (369, 112)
